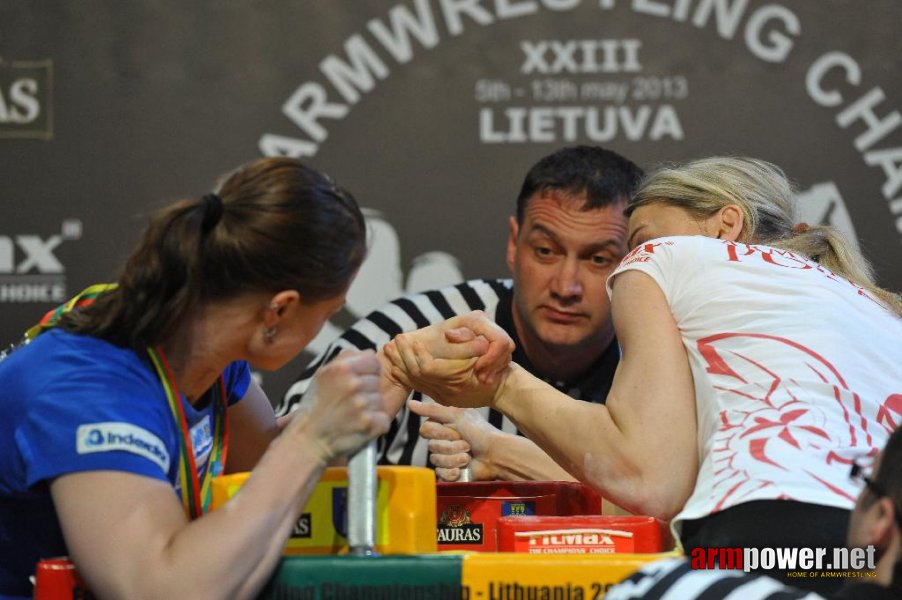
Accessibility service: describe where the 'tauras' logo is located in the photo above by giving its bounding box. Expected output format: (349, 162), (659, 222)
(437, 504), (483, 544)
(292, 513), (312, 538)
(0, 59), (53, 139)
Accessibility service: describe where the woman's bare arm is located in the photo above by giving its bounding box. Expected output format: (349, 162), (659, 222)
(387, 271), (698, 518)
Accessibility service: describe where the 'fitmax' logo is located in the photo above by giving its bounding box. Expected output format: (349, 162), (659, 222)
(0, 220), (82, 303)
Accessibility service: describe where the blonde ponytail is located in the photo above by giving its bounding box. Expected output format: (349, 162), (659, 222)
(772, 225), (902, 316)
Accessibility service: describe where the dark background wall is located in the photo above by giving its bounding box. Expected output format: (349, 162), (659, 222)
(2, 0), (900, 402)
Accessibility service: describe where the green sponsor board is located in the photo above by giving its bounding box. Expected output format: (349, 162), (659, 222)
(261, 554), (464, 599)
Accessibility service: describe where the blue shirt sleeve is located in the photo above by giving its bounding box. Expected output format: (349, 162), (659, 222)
(223, 360), (251, 405)
(9, 332), (252, 491)
(14, 334), (177, 488)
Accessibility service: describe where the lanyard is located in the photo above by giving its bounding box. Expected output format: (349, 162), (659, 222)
(25, 283), (230, 520)
(147, 346), (229, 519)
(24, 283), (116, 342)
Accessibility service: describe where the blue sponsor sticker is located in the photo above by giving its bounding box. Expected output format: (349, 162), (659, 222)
(502, 501), (535, 516)
(332, 487), (348, 538)
(189, 415), (213, 472)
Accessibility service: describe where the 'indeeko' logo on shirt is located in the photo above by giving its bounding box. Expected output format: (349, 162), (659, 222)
(76, 422), (170, 472)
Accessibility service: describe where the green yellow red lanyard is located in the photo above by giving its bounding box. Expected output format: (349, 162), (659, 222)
(26, 283), (229, 520)
(24, 283), (115, 342)
(147, 345), (229, 519)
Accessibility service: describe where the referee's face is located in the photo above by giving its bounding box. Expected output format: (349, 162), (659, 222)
(507, 191), (628, 355)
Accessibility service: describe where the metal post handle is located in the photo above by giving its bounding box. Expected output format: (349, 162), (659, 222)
(347, 440), (378, 556)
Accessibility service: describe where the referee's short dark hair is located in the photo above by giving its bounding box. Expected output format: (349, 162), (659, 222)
(516, 145), (644, 224)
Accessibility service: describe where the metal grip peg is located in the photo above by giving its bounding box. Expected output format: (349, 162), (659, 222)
(347, 440), (378, 556)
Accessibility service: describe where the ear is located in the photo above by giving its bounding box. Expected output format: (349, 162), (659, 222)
(264, 290), (301, 326)
(709, 204), (745, 242)
(506, 216), (520, 274)
(869, 497), (898, 550)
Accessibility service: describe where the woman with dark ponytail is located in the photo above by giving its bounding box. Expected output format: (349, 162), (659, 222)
(0, 157), (397, 599)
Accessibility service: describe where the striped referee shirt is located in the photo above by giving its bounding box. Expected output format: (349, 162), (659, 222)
(277, 278), (619, 469)
(605, 558), (826, 600)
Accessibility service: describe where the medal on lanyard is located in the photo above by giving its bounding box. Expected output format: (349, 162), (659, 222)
(147, 346), (229, 519)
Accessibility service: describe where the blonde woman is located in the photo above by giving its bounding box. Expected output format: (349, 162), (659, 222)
(386, 157), (902, 594)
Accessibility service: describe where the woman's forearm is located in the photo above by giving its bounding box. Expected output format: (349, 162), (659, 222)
(483, 428), (577, 482)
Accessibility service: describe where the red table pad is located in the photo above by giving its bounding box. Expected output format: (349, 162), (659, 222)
(436, 481), (602, 552)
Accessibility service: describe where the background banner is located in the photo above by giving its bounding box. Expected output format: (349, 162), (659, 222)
(2, 0), (900, 400)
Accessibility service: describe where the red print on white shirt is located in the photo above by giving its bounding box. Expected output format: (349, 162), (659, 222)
(878, 394), (902, 431)
(721, 242), (885, 309)
(620, 240), (674, 268)
(697, 333), (887, 511)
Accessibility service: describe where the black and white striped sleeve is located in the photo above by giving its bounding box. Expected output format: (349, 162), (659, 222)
(275, 279), (510, 419)
(604, 559), (824, 600)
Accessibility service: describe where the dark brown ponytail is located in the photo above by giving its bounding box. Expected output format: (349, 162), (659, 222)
(59, 157), (366, 349)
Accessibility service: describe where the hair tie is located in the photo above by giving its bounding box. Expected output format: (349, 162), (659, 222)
(792, 222), (810, 235)
(200, 193), (224, 234)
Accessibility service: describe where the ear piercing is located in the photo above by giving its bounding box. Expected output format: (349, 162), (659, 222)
(263, 326), (277, 341)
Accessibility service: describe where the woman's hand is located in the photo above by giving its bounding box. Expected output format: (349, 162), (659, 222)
(382, 311), (514, 408)
(409, 399), (497, 481)
(283, 349), (391, 462)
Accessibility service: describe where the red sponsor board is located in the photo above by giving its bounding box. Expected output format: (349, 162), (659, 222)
(497, 516), (671, 555)
(436, 481), (602, 552)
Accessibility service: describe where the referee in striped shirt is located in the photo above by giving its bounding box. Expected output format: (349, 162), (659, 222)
(278, 146), (643, 481)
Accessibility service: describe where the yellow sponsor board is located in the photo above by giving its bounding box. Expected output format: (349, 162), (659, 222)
(461, 552), (680, 598)
(211, 466), (437, 555)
